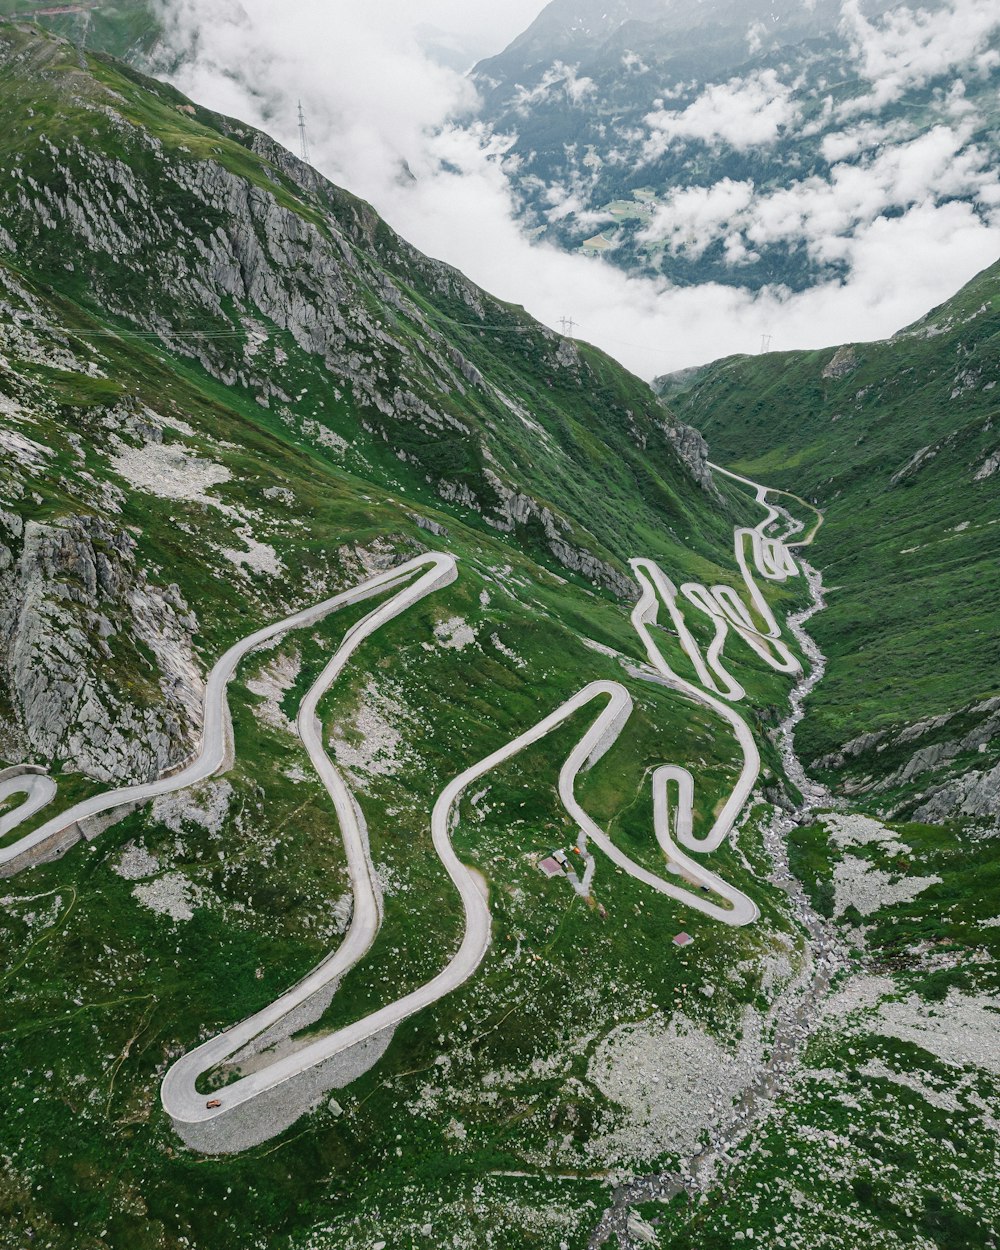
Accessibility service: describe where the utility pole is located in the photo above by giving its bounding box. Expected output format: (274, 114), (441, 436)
(297, 100), (310, 165)
(559, 316), (577, 336)
(760, 333), (773, 354)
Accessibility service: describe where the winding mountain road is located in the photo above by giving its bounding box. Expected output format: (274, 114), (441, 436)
(0, 553), (457, 871)
(2, 467), (815, 1151)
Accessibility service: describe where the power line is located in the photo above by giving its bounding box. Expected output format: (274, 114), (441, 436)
(297, 100), (311, 165)
(27, 324), (249, 340)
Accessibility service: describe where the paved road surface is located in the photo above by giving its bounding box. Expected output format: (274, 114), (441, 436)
(166, 473), (800, 1136)
(0, 553), (456, 871)
(0, 773), (58, 839)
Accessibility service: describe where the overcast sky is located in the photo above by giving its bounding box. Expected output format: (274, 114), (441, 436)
(394, 0), (547, 64)
(156, 0), (1000, 379)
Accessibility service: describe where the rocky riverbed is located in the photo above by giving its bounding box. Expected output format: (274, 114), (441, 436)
(589, 554), (849, 1248)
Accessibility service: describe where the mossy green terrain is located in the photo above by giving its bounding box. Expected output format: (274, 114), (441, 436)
(653, 809), (1000, 1250)
(0, 23), (814, 1250)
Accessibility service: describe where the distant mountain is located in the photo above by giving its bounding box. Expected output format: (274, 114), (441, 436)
(473, 0), (1000, 293)
(480, 0), (846, 74)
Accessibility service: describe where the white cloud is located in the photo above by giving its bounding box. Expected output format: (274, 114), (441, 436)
(150, 1), (1000, 380)
(746, 21), (767, 57)
(642, 70), (799, 158)
(820, 118), (915, 163)
(621, 51), (650, 74)
(513, 61), (597, 113)
(639, 123), (1000, 269)
(639, 179), (757, 259)
(841, 0), (1000, 115)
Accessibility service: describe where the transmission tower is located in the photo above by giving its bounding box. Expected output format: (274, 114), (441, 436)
(297, 100), (311, 165)
(559, 316), (577, 336)
(760, 333), (773, 354)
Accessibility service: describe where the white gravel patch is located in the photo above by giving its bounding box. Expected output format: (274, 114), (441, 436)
(112, 843), (161, 881)
(489, 632), (527, 668)
(263, 486), (295, 505)
(331, 678), (414, 788)
(819, 974), (895, 1022)
(858, 1057), (963, 1112)
(874, 990), (1000, 1074)
(585, 1009), (761, 1165)
(152, 780), (233, 836)
(109, 440), (231, 505)
(433, 616), (477, 651)
(132, 871), (199, 921)
(581, 637), (626, 660)
(822, 812), (910, 855)
(301, 418), (348, 454)
(221, 528), (284, 578)
(822, 812), (940, 918)
(832, 856), (940, 918)
(247, 651), (301, 734)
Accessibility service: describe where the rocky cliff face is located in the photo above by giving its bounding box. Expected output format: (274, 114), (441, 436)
(658, 418), (722, 502)
(813, 697), (1000, 825)
(0, 26), (719, 601)
(0, 509), (202, 782)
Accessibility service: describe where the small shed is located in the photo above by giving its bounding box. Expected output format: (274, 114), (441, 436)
(672, 931), (694, 947)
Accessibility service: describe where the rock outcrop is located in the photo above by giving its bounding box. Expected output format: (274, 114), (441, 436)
(913, 762), (1000, 824)
(0, 25), (715, 607)
(813, 697), (1000, 822)
(659, 418), (722, 502)
(0, 511), (203, 782)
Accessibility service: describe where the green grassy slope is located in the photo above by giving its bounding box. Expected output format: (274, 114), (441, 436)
(655, 808), (1000, 1250)
(0, 25), (818, 1250)
(1, 23), (998, 1250)
(674, 259), (1000, 801)
(0, 0), (159, 59)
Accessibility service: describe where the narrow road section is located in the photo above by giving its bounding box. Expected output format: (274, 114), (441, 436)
(0, 771), (58, 839)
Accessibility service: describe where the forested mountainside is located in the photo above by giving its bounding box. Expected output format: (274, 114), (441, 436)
(472, 0), (1000, 291)
(670, 257), (1000, 821)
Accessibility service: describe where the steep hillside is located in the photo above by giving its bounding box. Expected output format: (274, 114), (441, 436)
(674, 258), (1000, 819)
(3, 24), (1000, 1250)
(4, 28), (747, 591)
(0, 24), (821, 1250)
(0, 0), (159, 58)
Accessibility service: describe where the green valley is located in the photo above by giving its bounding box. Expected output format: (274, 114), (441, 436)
(0, 14), (998, 1250)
